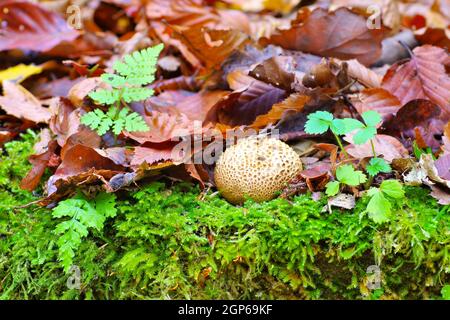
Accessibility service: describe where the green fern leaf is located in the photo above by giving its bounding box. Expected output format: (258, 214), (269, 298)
(100, 73), (126, 88)
(52, 192), (117, 273)
(125, 112), (149, 132)
(88, 88), (121, 105)
(113, 44), (163, 85)
(122, 87), (154, 103)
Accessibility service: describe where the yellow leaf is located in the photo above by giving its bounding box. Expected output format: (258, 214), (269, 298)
(0, 64), (43, 83)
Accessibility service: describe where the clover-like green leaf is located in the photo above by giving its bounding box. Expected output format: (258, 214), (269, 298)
(366, 158), (392, 177)
(336, 164), (367, 187)
(325, 181), (340, 196)
(305, 111), (334, 134)
(380, 180), (405, 199)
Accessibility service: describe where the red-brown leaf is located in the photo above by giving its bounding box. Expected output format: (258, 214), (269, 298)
(0, 1), (79, 52)
(382, 45), (450, 118)
(261, 8), (385, 66)
(0, 81), (51, 123)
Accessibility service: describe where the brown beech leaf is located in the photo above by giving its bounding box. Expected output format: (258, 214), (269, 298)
(249, 56), (296, 90)
(383, 100), (441, 134)
(344, 134), (409, 162)
(165, 91), (230, 122)
(382, 45), (450, 117)
(61, 127), (101, 160)
(94, 147), (130, 167)
(130, 146), (174, 167)
(146, 0), (220, 28)
(68, 77), (103, 107)
(46, 144), (125, 197)
(173, 27), (250, 70)
(415, 28), (450, 50)
(20, 140), (59, 191)
(0, 81), (51, 123)
(250, 94), (310, 128)
(332, 59), (382, 88)
(124, 111), (201, 144)
(49, 98), (82, 147)
(207, 77), (287, 126)
(382, 99), (442, 149)
(354, 88), (402, 119)
(0, 1), (79, 52)
(261, 8), (385, 66)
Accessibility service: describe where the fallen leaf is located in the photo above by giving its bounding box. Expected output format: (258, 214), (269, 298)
(250, 94), (310, 128)
(415, 28), (450, 50)
(20, 140), (59, 191)
(124, 111), (202, 144)
(68, 77), (103, 107)
(130, 146), (174, 167)
(173, 26), (250, 70)
(0, 64), (42, 83)
(0, 1), (79, 52)
(355, 88), (402, 119)
(332, 59), (383, 88)
(261, 8), (385, 66)
(345, 134), (409, 162)
(49, 98), (82, 147)
(207, 78), (287, 126)
(0, 81), (51, 123)
(382, 45), (450, 117)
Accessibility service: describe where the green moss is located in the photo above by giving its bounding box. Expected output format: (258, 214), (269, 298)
(0, 133), (449, 299)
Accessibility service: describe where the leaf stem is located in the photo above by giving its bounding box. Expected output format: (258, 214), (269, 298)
(333, 132), (349, 158)
(370, 139), (377, 158)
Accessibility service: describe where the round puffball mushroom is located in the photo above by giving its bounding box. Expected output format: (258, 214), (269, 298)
(214, 137), (302, 204)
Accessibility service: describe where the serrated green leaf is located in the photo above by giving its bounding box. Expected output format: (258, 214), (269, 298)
(52, 192), (117, 273)
(366, 191), (390, 223)
(325, 181), (340, 196)
(95, 193), (117, 218)
(380, 179), (405, 199)
(336, 165), (367, 186)
(352, 126), (377, 145)
(305, 111), (334, 134)
(332, 118), (364, 135)
(122, 87), (154, 103)
(366, 158), (392, 176)
(362, 110), (382, 127)
(89, 89), (121, 105)
(125, 112), (149, 132)
(101, 73), (126, 87)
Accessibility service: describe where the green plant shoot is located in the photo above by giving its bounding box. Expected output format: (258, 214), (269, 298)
(325, 164), (368, 196)
(365, 179), (405, 223)
(81, 44), (164, 137)
(52, 192), (117, 273)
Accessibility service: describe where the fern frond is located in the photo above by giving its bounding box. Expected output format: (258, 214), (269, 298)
(122, 87), (154, 103)
(101, 73), (126, 88)
(81, 109), (113, 136)
(124, 112), (149, 132)
(52, 193), (117, 273)
(88, 88), (121, 105)
(113, 44), (163, 86)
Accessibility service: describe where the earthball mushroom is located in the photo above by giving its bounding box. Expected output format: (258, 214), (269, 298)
(214, 137), (302, 204)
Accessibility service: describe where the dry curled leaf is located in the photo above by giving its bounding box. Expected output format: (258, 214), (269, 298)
(345, 134), (409, 162)
(0, 1), (79, 52)
(0, 81), (51, 123)
(250, 94), (310, 128)
(355, 88), (402, 120)
(382, 45), (450, 118)
(261, 8), (385, 66)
